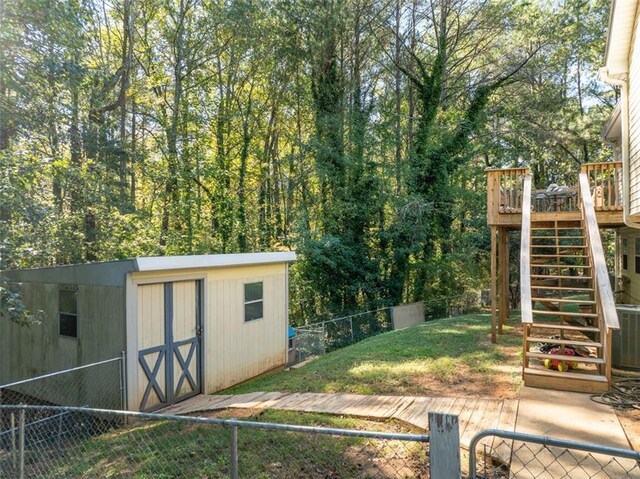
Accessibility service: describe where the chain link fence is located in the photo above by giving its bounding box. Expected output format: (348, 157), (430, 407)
(288, 325), (325, 366)
(424, 292), (481, 321)
(0, 356), (125, 412)
(469, 429), (640, 479)
(288, 293), (482, 366)
(322, 307), (393, 352)
(0, 404), (430, 478)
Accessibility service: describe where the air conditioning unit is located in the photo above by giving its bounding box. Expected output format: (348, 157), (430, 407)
(613, 305), (640, 370)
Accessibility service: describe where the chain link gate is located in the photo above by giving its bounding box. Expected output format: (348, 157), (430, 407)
(469, 429), (640, 479)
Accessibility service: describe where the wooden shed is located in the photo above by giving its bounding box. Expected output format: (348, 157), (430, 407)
(0, 252), (296, 411)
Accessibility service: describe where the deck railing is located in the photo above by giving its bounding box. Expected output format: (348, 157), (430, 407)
(520, 176), (532, 373)
(578, 172), (619, 382)
(581, 161), (623, 211)
(487, 162), (623, 226)
(520, 175), (533, 326)
(531, 186), (579, 213)
(486, 167), (530, 214)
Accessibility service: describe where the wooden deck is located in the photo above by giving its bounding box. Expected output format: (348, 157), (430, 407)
(161, 391), (519, 454)
(486, 163), (624, 229)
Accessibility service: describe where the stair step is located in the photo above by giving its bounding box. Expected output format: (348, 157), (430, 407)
(531, 264), (591, 269)
(530, 274), (591, 280)
(531, 226), (582, 230)
(526, 337), (603, 348)
(532, 286), (593, 292)
(532, 309), (597, 318)
(524, 367), (607, 383)
(526, 351), (604, 364)
(532, 297), (595, 305)
(531, 236), (585, 240)
(532, 254), (588, 258)
(529, 323), (600, 333)
(532, 245), (587, 249)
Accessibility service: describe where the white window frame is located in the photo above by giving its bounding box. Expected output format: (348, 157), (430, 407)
(59, 286), (78, 339)
(244, 281), (264, 322)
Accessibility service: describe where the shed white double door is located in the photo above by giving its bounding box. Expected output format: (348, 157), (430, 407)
(137, 280), (203, 411)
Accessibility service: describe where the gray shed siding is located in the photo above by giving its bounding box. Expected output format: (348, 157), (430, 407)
(0, 282), (126, 406)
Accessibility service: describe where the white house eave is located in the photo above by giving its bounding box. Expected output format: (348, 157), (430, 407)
(133, 252), (297, 272)
(604, 0), (638, 75)
(602, 101), (623, 142)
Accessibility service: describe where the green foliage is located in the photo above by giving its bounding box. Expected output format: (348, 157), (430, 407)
(0, 0), (614, 322)
(0, 282), (42, 325)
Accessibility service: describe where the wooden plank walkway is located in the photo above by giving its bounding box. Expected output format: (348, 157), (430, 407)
(161, 391), (519, 452)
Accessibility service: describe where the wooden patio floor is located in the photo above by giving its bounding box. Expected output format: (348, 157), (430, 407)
(161, 391), (519, 455)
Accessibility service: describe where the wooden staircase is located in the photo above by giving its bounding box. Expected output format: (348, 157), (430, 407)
(519, 174), (619, 394)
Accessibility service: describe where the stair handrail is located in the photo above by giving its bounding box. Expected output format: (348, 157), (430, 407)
(578, 173), (620, 331)
(521, 175), (533, 324)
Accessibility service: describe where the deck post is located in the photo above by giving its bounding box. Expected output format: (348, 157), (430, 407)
(490, 226), (498, 343)
(429, 412), (461, 479)
(498, 228), (509, 333)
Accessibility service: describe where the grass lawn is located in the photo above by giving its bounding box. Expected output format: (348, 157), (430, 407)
(224, 312), (523, 399)
(41, 410), (427, 478)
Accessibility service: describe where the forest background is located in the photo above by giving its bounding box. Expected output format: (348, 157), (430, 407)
(0, 0), (616, 324)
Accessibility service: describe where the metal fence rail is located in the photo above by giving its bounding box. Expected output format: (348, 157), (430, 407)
(0, 404), (430, 478)
(469, 429), (640, 479)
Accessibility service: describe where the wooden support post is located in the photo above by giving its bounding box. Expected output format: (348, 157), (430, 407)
(429, 413), (461, 479)
(498, 228), (509, 333)
(491, 226), (498, 343)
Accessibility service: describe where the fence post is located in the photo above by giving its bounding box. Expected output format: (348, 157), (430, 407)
(429, 412), (460, 479)
(11, 411), (16, 473)
(58, 411), (64, 441)
(230, 424), (239, 479)
(18, 408), (25, 479)
(120, 349), (128, 411)
(350, 317), (354, 342)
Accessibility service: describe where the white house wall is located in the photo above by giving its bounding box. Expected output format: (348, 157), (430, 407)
(628, 6), (640, 216)
(619, 228), (640, 304)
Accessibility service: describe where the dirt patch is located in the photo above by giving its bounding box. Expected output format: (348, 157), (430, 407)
(193, 407), (264, 420)
(410, 362), (520, 399)
(407, 330), (522, 400)
(616, 408), (640, 451)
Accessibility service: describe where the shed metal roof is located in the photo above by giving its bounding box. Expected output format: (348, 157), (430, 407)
(133, 252), (296, 272)
(1, 252), (297, 287)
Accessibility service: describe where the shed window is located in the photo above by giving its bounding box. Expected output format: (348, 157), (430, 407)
(622, 238), (628, 271)
(244, 282), (263, 322)
(59, 288), (78, 338)
(635, 238), (640, 274)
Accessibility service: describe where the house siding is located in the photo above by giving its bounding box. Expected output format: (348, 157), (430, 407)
(618, 228), (640, 305)
(628, 7), (640, 216)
